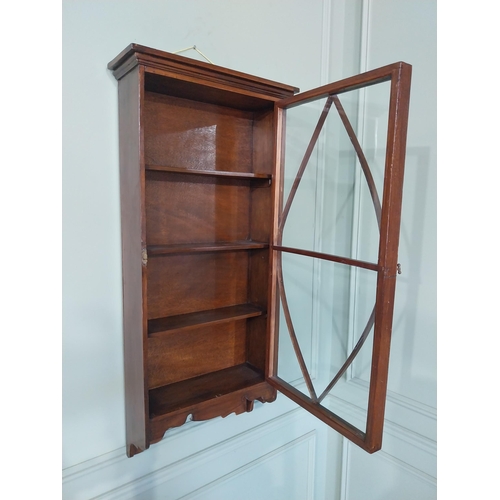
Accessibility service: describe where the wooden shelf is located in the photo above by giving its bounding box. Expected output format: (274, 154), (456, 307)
(147, 241), (269, 256)
(146, 164), (272, 180)
(148, 304), (265, 337)
(149, 363), (265, 417)
(111, 43), (291, 457)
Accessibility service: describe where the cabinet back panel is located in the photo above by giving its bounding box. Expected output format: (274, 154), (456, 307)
(246, 250), (269, 372)
(146, 171), (251, 245)
(144, 92), (254, 173)
(147, 321), (246, 388)
(147, 252), (249, 319)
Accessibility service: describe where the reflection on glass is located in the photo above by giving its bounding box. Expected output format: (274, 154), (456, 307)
(276, 252), (377, 430)
(281, 83), (391, 265)
(276, 79), (397, 434)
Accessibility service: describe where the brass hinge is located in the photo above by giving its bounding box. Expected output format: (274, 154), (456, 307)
(141, 248), (148, 266)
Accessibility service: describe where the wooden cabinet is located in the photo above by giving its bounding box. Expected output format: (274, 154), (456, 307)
(108, 44), (411, 457)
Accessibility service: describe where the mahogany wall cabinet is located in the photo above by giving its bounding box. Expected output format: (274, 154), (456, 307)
(108, 44), (411, 458)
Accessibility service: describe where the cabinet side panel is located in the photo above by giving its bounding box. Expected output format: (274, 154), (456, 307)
(252, 109), (274, 176)
(267, 106), (286, 377)
(118, 66), (149, 455)
(250, 110), (273, 244)
(247, 249), (270, 371)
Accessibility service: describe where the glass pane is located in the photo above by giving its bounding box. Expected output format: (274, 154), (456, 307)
(274, 62), (411, 450)
(280, 82), (391, 265)
(276, 79), (394, 433)
(276, 252), (377, 431)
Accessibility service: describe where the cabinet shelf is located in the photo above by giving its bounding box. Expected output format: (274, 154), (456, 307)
(146, 164), (272, 181)
(149, 363), (266, 418)
(148, 304), (266, 337)
(110, 43), (291, 457)
(147, 241), (269, 256)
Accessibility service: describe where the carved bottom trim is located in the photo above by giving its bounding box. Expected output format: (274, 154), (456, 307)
(150, 382), (276, 444)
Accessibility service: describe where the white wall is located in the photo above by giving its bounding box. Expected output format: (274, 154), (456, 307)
(63, 1), (344, 498)
(62, 1), (436, 498)
(334, 1), (437, 498)
(63, 0), (327, 467)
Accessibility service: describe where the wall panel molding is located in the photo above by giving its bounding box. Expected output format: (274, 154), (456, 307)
(349, 376), (436, 438)
(340, 439), (436, 500)
(329, 388), (436, 500)
(335, 2), (437, 497)
(326, 384), (437, 468)
(182, 432), (317, 500)
(310, 0), (333, 381)
(63, 400), (325, 500)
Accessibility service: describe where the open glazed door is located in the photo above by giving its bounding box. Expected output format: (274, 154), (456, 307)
(268, 62), (412, 453)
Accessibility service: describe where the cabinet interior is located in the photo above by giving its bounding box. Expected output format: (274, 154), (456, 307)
(142, 71), (276, 430)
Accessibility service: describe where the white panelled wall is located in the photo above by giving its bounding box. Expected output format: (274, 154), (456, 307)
(62, 1), (436, 498)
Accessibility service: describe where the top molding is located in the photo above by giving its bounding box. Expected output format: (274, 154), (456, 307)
(108, 43), (299, 102)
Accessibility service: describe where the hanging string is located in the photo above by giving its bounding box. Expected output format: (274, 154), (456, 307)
(173, 45), (214, 64)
